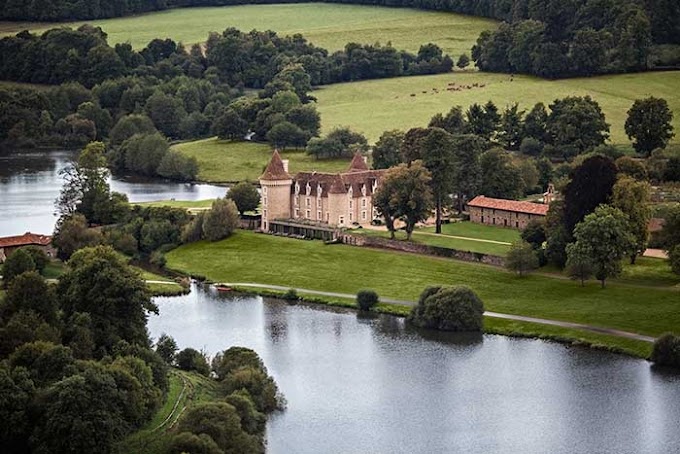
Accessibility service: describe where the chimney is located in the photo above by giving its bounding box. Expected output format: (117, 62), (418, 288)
(282, 160), (289, 173)
(362, 156), (368, 164)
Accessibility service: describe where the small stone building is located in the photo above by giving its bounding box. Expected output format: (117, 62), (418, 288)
(259, 150), (386, 231)
(467, 196), (549, 229)
(0, 232), (55, 263)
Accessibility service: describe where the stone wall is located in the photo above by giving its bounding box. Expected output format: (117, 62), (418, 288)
(341, 233), (505, 267)
(469, 206), (541, 230)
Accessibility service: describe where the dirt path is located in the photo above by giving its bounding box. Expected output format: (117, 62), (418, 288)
(219, 282), (656, 343)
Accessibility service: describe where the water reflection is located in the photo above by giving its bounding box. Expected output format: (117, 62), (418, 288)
(0, 149), (227, 236)
(149, 286), (680, 454)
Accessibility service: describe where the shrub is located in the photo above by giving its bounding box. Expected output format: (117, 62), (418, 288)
(22, 246), (49, 273)
(650, 334), (680, 369)
(282, 288), (298, 301)
(154, 333), (178, 365)
(176, 348), (210, 376)
(356, 290), (379, 311)
(203, 198), (239, 241)
(2, 248), (36, 287)
(224, 390), (266, 434)
(505, 240), (540, 276)
(669, 245), (680, 275)
(408, 285), (484, 332)
(167, 432), (224, 454)
(221, 366), (284, 413)
(212, 347), (266, 381)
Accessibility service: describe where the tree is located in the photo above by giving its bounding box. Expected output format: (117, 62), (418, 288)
(211, 108), (248, 141)
(372, 130), (404, 169)
(625, 97), (674, 155)
(650, 334), (680, 369)
(450, 134), (485, 213)
(157, 150), (199, 182)
(505, 241), (539, 276)
(5, 271), (57, 322)
(571, 205), (635, 287)
(176, 348), (210, 376)
(466, 101), (500, 140)
(356, 290), (379, 311)
(479, 148), (524, 199)
(612, 176), (652, 263)
(615, 156), (648, 181)
(546, 96), (610, 157)
(669, 245), (680, 275)
(563, 155), (618, 234)
(203, 198), (240, 241)
(456, 53), (470, 69)
(373, 161), (434, 240)
(659, 205), (680, 274)
(266, 121), (307, 149)
(0, 366), (34, 453)
(211, 347), (266, 381)
(420, 128), (456, 234)
(121, 132), (169, 176)
(145, 90), (187, 138)
(498, 103), (525, 150)
(52, 213), (103, 260)
(155, 333), (178, 365)
(429, 106), (467, 135)
(565, 241), (595, 286)
(168, 432), (224, 454)
(176, 402), (260, 454)
(57, 245), (157, 355)
(666, 156), (680, 182)
(408, 286), (484, 332)
(523, 102), (548, 142)
(227, 182), (260, 216)
(1, 248), (35, 287)
(109, 114), (157, 146)
(521, 219), (547, 249)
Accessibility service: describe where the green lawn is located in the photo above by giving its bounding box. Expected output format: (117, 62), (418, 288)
(166, 230), (680, 339)
(134, 199), (216, 209)
(0, 4), (497, 56)
(315, 70), (680, 142)
(422, 221), (521, 243)
(172, 138), (353, 183)
(355, 227), (513, 256)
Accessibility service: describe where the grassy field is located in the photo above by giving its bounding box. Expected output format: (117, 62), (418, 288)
(355, 226), (514, 256)
(172, 138), (353, 183)
(134, 199), (215, 209)
(166, 230), (680, 339)
(315, 70), (680, 142)
(0, 4), (496, 56)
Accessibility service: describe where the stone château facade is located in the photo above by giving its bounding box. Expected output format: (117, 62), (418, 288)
(259, 150), (386, 231)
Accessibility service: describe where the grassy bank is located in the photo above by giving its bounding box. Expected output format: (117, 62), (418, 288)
(0, 4), (497, 55)
(166, 231), (679, 340)
(226, 286), (652, 358)
(354, 222), (519, 256)
(172, 138), (352, 183)
(117, 369), (220, 454)
(134, 199), (216, 209)
(315, 71), (680, 142)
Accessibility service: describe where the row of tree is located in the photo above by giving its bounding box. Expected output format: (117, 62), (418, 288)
(3, 0), (677, 48)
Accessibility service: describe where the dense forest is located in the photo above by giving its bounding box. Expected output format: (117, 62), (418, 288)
(0, 25), (451, 170)
(1, 0), (678, 78)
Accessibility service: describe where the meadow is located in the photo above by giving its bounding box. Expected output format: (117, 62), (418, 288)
(0, 3), (496, 56)
(166, 230), (680, 339)
(315, 70), (680, 142)
(172, 138), (353, 183)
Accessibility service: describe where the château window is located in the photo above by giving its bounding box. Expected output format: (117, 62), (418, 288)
(317, 210), (322, 220)
(263, 197), (267, 205)
(306, 197), (311, 207)
(339, 215), (345, 225)
(263, 187), (267, 194)
(361, 211), (367, 220)
(317, 198), (322, 208)
(362, 198), (367, 208)
(349, 200), (353, 209)
(306, 210), (311, 218)
(349, 212), (353, 221)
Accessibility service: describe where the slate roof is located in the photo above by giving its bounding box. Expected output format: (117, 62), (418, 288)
(347, 152), (369, 172)
(0, 232), (52, 248)
(259, 149), (291, 181)
(467, 195), (549, 216)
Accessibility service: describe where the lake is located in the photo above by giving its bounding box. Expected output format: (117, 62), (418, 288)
(0, 149), (226, 237)
(149, 287), (680, 454)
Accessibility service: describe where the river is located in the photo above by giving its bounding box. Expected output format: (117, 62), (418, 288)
(149, 287), (680, 454)
(0, 149), (227, 237)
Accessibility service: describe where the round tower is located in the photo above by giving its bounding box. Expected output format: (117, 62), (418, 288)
(259, 150), (293, 231)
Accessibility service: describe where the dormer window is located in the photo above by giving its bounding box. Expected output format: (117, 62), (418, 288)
(317, 184), (323, 196)
(348, 186), (353, 198)
(372, 180), (378, 193)
(361, 184), (367, 197)
(305, 182), (311, 196)
(294, 182), (300, 195)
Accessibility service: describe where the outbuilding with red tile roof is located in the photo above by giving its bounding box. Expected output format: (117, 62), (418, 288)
(467, 195), (549, 230)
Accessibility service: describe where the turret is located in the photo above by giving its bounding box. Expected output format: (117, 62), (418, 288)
(259, 150), (293, 231)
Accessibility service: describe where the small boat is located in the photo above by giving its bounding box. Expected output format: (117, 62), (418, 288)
(215, 285), (233, 292)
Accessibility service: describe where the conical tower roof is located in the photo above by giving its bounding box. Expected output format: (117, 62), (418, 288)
(347, 151), (369, 172)
(260, 149), (291, 181)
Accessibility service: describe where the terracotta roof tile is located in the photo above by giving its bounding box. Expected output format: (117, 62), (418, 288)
(0, 232), (52, 248)
(468, 196), (549, 216)
(347, 152), (369, 172)
(260, 149), (291, 181)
